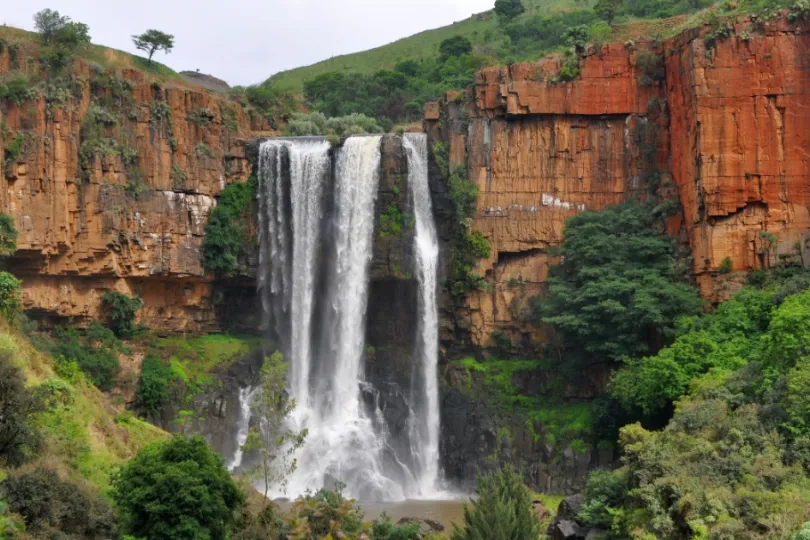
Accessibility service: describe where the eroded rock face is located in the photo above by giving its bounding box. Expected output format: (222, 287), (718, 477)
(666, 19), (810, 300)
(0, 49), (271, 332)
(427, 18), (810, 349)
(427, 43), (669, 350)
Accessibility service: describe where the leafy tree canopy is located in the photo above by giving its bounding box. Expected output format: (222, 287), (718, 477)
(439, 35), (473, 60)
(494, 0), (527, 22)
(538, 200), (702, 364)
(112, 435), (245, 540)
(132, 29), (175, 65)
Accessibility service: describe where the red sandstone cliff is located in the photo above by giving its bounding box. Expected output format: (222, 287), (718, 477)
(427, 16), (810, 348)
(0, 44), (271, 332)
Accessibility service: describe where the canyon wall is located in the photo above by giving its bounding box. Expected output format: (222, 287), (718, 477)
(426, 16), (810, 349)
(0, 46), (272, 332)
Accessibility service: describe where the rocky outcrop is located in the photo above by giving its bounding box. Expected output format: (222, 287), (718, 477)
(426, 42), (670, 349)
(0, 46), (272, 332)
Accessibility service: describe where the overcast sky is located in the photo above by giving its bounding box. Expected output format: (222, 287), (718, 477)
(2, 1), (496, 86)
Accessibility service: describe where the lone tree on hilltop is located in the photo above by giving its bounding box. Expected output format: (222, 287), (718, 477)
(132, 29), (175, 65)
(33, 9), (90, 48)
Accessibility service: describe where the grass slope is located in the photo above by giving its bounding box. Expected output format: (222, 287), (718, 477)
(0, 322), (166, 494)
(0, 26), (184, 84)
(265, 0), (592, 92)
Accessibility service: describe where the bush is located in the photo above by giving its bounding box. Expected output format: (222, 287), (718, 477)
(101, 291), (143, 338)
(50, 323), (123, 391)
(113, 436), (245, 540)
(451, 466), (540, 540)
(0, 348), (43, 466)
(495, 0), (526, 22)
(719, 256), (734, 274)
(1, 467), (117, 537)
(284, 485), (367, 538)
(578, 469), (628, 528)
(439, 36), (473, 60)
(0, 213), (18, 256)
(0, 272), (22, 322)
(202, 177), (256, 274)
(136, 356), (174, 415)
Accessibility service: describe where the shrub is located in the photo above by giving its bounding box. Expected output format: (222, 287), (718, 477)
(451, 466), (540, 540)
(719, 256), (734, 274)
(636, 49), (665, 86)
(50, 324), (122, 391)
(101, 291), (143, 338)
(283, 485), (366, 538)
(0, 72), (38, 107)
(578, 469), (628, 528)
(0, 214), (19, 256)
(1, 467), (117, 537)
(136, 356), (173, 415)
(559, 51), (581, 82)
(439, 36), (473, 60)
(202, 177), (256, 274)
(0, 272), (22, 322)
(113, 436), (245, 540)
(0, 348), (43, 466)
(495, 0), (526, 22)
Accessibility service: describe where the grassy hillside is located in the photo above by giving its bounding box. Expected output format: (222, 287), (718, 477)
(0, 322), (166, 493)
(266, 0), (592, 92)
(0, 26), (185, 85)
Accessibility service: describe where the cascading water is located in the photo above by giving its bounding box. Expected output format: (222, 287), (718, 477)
(403, 133), (441, 495)
(227, 386), (257, 471)
(241, 134), (445, 501)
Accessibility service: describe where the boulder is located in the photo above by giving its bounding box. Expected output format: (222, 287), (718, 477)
(550, 519), (585, 540)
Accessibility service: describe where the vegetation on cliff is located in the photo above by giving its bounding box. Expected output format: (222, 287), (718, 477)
(202, 177), (257, 275)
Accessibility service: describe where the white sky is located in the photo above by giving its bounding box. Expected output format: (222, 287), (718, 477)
(2, 0), (496, 86)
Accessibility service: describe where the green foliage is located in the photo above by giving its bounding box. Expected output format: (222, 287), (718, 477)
(33, 9), (90, 48)
(558, 51), (581, 82)
(113, 435), (245, 540)
(379, 204), (414, 238)
(451, 466), (541, 540)
(494, 0), (527, 22)
(0, 214), (18, 257)
(0, 348), (43, 466)
(49, 323), (124, 391)
(0, 272), (22, 322)
(539, 200), (702, 364)
(370, 513), (422, 540)
(0, 72), (38, 107)
(719, 255), (734, 274)
(284, 484), (366, 538)
(136, 356), (173, 415)
(202, 177), (257, 274)
(577, 468), (628, 528)
(284, 111), (382, 141)
(1, 467), (117, 538)
(636, 49), (665, 86)
(101, 290), (144, 338)
(439, 36), (473, 59)
(196, 142), (216, 159)
(132, 29), (175, 65)
(594, 0), (623, 25)
(502, 10), (600, 61)
(242, 352), (307, 499)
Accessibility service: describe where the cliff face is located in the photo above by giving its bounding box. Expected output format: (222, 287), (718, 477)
(666, 19), (810, 300)
(427, 43), (671, 349)
(0, 47), (271, 332)
(426, 17), (810, 349)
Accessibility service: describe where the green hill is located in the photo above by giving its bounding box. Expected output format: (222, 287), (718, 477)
(265, 0), (594, 92)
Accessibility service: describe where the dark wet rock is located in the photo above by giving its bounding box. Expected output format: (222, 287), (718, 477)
(550, 519), (585, 540)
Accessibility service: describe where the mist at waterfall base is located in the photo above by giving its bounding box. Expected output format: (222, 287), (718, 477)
(229, 134), (450, 503)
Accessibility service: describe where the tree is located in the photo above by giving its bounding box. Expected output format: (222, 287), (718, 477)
(594, 0), (623, 26)
(33, 9), (89, 48)
(132, 29), (175, 66)
(439, 36), (473, 60)
(451, 466), (541, 540)
(33, 9), (69, 42)
(0, 348), (43, 466)
(112, 436), (244, 540)
(241, 352), (307, 501)
(101, 291), (143, 338)
(538, 200), (702, 364)
(494, 0), (526, 23)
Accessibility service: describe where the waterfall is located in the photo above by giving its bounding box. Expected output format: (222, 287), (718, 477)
(404, 133), (441, 495)
(246, 134), (446, 501)
(227, 386), (257, 471)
